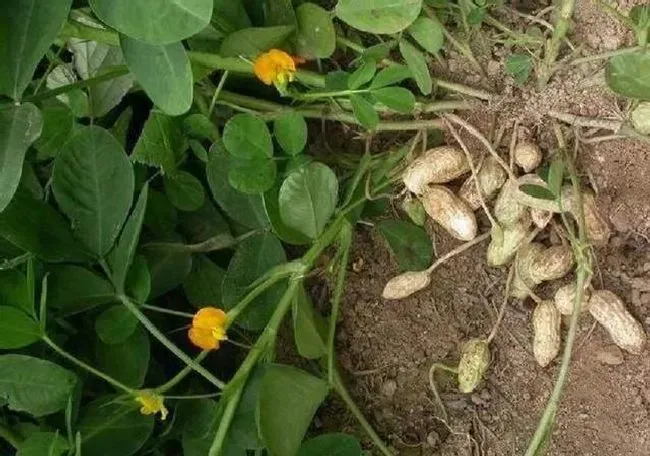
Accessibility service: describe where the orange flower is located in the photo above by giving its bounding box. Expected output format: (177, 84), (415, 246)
(188, 307), (228, 350)
(135, 390), (168, 420)
(253, 49), (300, 86)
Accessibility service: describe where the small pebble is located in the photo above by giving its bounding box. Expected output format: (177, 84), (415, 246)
(380, 379), (397, 398)
(596, 345), (624, 366)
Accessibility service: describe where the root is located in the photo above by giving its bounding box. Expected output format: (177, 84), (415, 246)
(425, 233), (491, 275)
(487, 266), (515, 344)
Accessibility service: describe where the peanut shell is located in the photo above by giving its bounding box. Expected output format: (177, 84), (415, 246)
(529, 244), (574, 283)
(486, 215), (532, 267)
(510, 242), (544, 299)
(382, 270), (431, 300)
(458, 156), (507, 210)
(457, 338), (490, 393)
(588, 290), (646, 354)
(494, 179), (528, 227)
(554, 283), (591, 315)
(420, 186), (477, 241)
(514, 141), (542, 173)
(402, 146), (469, 194)
(562, 187), (610, 246)
(532, 300), (561, 367)
(531, 208), (552, 229)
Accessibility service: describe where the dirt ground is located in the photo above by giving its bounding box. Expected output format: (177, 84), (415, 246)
(322, 0), (650, 454)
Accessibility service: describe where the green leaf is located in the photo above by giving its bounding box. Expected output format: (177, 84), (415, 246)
(0, 269), (31, 316)
(372, 87), (415, 113)
(279, 162), (339, 239)
(349, 94), (379, 130)
(0, 0), (72, 99)
(48, 266), (115, 315)
(399, 39), (432, 94)
(107, 184), (149, 291)
(230, 365), (268, 449)
(298, 434), (363, 456)
(293, 286), (327, 359)
(144, 189), (178, 237)
(52, 126), (135, 256)
(222, 233), (287, 331)
(89, 0), (212, 45)
(519, 184), (556, 201)
(294, 3), (336, 59)
(0, 192), (92, 263)
(263, 185), (312, 245)
(258, 364), (330, 456)
(183, 255), (226, 308)
(223, 114), (273, 159)
(0, 354), (77, 417)
(274, 113), (308, 156)
(348, 60), (377, 89)
(505, 53), (532, 85)
(95, 305), (138, 344)
(377, 220), (433, 271)
(606, 51), (650, 99)
(370, 64), (412, 89)
(184, 114), (219, 142)
(407, 16), (444, 54)
(144, 249), (193, 298)
(46, 65), (89, 118)
(95, 326), (149, 388)
(132, 110), (187, 174)
(180, 399), (245, 456)
(78, 397), (154, 456)
(164, 171), (206, 211)
(120, 36), (193, 116)
(0, 306), (40, 349)
(547, 157), (565, 197)
(219, 26), (295, 57)
(17, 432), (70, 456)
(111, 107), (133, 145)
(212, 0), (252, 34)
(125, 255), (151, 303)
(228, 157), (277, 194)
(179, 199), (231, 243)
(325, 71), (350, 90)
(362, 40), (397, 61)
(206, 147), (270, 229)
(0, 103), (43, 212)
(34, 103), (74, 161)
(336, 0), (423, 34)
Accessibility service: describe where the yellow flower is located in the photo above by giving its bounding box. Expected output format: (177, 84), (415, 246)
(253, 49), (301, 86)
(135, 390), (168, 420)
(188, 307), (228, 351)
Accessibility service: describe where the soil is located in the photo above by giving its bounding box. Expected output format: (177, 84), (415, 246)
(321, 0), (650, 454)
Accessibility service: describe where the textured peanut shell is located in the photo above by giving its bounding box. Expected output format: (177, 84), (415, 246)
(494, 179), (528, 227)
(402, 146), (469, 194)
(457, 338), (490, 393)
(562, 188), (611, 246)
(514, 142), (542, 173)
(458, 156), (507, 210)
(420, 186), (477, 241)
(510, 242), (544, 299)
(554, 283), (591, 315)
(531, 208), (552, 229)
(486, 215), (532, 267)
(382, 270), (431, 300)
(532, 300), (561, 367)
(529, 244), (574, 283)
(589, 290), (646, 354)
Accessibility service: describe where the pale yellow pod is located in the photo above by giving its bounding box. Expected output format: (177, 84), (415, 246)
(532, 300), (561, 367)
(529, 244), (574, 283)
(631, 101), (650, 135)
(457, 338), (490, 393)
(589, 290), (646, 354)
(402, 146), (470, 194)
(486, 215), (532, 267)
(531, 208), (552, 229)
(494, 179), (528, 227)
(554, 283), (591, 315)
(510, 242), (544, 299)
(458, 156), (507, 210)
(514, 141), (542, 173)
(382, 270), (431, 300)
(420, 186), (477, 241)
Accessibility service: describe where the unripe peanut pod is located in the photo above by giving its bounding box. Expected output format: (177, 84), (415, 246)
(529, 244), (574, 283)
(515, 174), (562, 213)
(510, 243), (544, 299)
(402, 146), (469, 194)
(631, 101), (650, 135)
(486, 215), (532, 267)
(532, 300), (561, 367)
(382, 270), (431, 300)
(458, 156), (507, 210)
(494, 179), (528, 227)
(554, 283), (591, 315)
(420, 186), (477, 241)
(531, 208), (552, 229)
(514, 141), (542, 173)
(457, 338), (490, 393)
(588, 290), (646, 354)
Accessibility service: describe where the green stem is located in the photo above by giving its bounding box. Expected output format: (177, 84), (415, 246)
(333, 368), (393, 456)
(156, 351), (210, 393)
(295, 88), (369, 100)
(117, 294), (226, 390)
(328, 223), (352, 385)
(0, 424), (22, 449)
(208, 387), (245, 456)
(141, 304), (194, 318)
(43, 335), (134, 394)
(226, 274), (290, 325)
(208, 70), (229, 117)
(538, 0), (576, 89)
(571, 46), (644, 65)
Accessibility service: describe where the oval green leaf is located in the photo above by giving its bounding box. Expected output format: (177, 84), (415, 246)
(228, 157), (277, 194)
(132, 110), (187, 174)
(298, 434), (363, 456)
(336, 0), (422, 34)
(274, 112), (308, 156)
(0, 306), (40, 349)
(95, 305), (138, 345)
(34, 103), (74, 161)
(294, 3), (336, 59)
(263, 185), (312, 245)
(223, 114), (273, 160)
(292, 286), (327, 359)
(348, 59), (377, 89)
(219, 25), (295, 57)
(183, 255), (226, 308)
(164, 171), (206, 212)
(144, 248), (193, 298)
(407, 16), (444, 54)
(606, 51), (650, 100)
(52, 126), (135, 256)
(349, 93), (379, 130)
(399, 39), (432, 95)
(120, 36), (193, 115)
(48, 265), (115, 316)
(95, 326), (150, 388)
(377, 219), (433, 271)
(372, 86), (415, 113)
(17, 432), (70, 456)
(370, 64), (412, 89)
(89, 0), (212, 45)
(279, 162), (339, 239)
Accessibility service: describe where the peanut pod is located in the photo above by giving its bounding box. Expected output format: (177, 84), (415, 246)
(562, 187), (611, 246)
(554, 283), (591, 315)
(531, 208), (552, 229)
(532, 300), (562, 367)
(402, 146), (469, 194)
(457, 338), (490, 393)
(494, 179), (528, 227)
(510, 242), (544, 299)
(420, 186), (477, 241)
(382, 270), (431, 300)
(529, 244), (574, 283)
(458, 156), (507, 210)
(486, 215), (532, 267)
(588, 290), (646, 354)
(514, 141), (542, 173)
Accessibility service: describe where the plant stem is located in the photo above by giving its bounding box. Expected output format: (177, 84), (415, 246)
(328, 223), (353, 385)
(226, 275), (290, 325)
(0, 424), (22, 449)
(156, 351), (210, 393)
(333, 368), (393, 456)
(208, 386), (245, 456)
(571, 46), (644, 64)
(295, 89), (369, 100)
(547, 110), (622, 131)
(141, 304), (194, 318)
(117, 294), (226, 389)
(208, 70), (229, 117)
(538, 0), (576, 89)
(42, 335), (134, 394)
